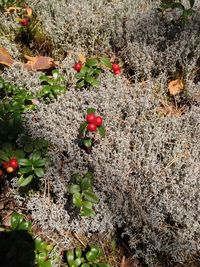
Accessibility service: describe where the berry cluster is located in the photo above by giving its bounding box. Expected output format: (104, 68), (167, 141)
(86, 113), (103, 132)
(1, 158), (19, 174)
(111, 63), (121, 75)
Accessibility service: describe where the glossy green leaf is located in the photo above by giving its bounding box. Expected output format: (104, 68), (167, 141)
(11, 212), (24, 229)
(66, 250), (74, 266)
(80, 66), (89, 75)
(79, 122), (88, 134)
(90, 245), (103, 257)
(85, 76), (100, 87)
(24, 144), (34, 153)
(17, 175), (33, 187)
(86, 249), (98, 262)
(99, 57), (112, 69)
(69, 184), (81, 194)
(98, 126), (105, 138)
(82, 201), (93, 209)
(87, 108), (96, 114)
(34, 167), (44, 177)
(85, 58), (98, 67)
(83, 139), (92, 148)
(76, 80), (85, 88)
(33, 159), (46, 167)
(72, 193), (82, 208)
(18, 158), (32, 167)
(73, 258), (82, 267)
(37, 251), (48, 264)
(75, 247), (82, 258)
(80, 207), (95, 217)
(0, 153), (9, 161)
(19, 166), (32, 174)
(40, 260), (52, 267)
(81, 176), (93, 191)
(75, 72), (85, 79)
(81, 264), (90, 267)
(32, 150), (41, 162)
(71, 173), (82, 184)
(83, 190), (99, 204)
(35, 237), (44, 251)
(17, 221), (32, 231)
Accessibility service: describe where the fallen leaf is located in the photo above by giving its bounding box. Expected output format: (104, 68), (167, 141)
(0, 47), (14, 67)
(25, 7), (33, 17)
(23, 55), (58, 71)
(78, 53), (86, 64)
(168, 78), (184, 96)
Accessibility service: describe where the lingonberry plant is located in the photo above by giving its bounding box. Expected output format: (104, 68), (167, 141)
(158, 0), (195, 25)
(37, 70), (67, 102)
(66, 245), (111, 267)
(74, 56), (122, 88)
(69, 172), (99, 217)
(78, 108), (105, 153)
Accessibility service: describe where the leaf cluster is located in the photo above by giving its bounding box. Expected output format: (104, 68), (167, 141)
(158, 0), (195, 25)
(0, 0), (25, 7)
(69, 172), (99, 217)
(66, 245), (110, 267)
(75, 57), (112, 89)
(37, 70), (67, 102)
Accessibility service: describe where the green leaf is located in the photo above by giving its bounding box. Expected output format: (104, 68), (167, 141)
(69, 184), (81, 194)
(37, 251), (48, 264)
(24, 144), (34, 153)
(90, 245), (103, 257)
(98, 126), (105, 138)
(76, 80), (85, 88)
(99, 57), (112, 69)
(75, 247), (82, 258)
(80, 66), (89, 75)
(17, 175), (33, 187)
(0, 152), (9, 161)
(11, 212), (24, 230)
(83, 190), (99, 204)
(52, 69), (59, 79)
(73, 258), (82, 267)
(182, 8), (194, 18)
(85, 76), (100, 87)
(82, 201), (93, 209)
(75, 72), (85, 79)
(86, 249), (98, 262)
(14, 149), (26, 159)
(33, 159), (46, 167)
(32, 150), (41, 162)
(34, 167), (44, 177)
(79, 122), (88, 134)
(83, 139), (92, 148)
(72, 193), (82, 208)
(81, 264), (90, 267)
(87, 108), (96, 114)
(40, 260), (52, 267)
(81, 176), (93, 191)
(19, 166), (33, 174)
(18, 158), (32, 166)
(80, 207), (95, 217)
(71, 173), (82, 184)
(17, 221), (32, 231)
(39, 75), (51, 83)
(35, 237), (44, 251)
(66, 250), (74, 266)
(85, 58), (98, 67)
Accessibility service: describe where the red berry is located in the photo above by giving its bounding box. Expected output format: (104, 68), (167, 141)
(19, 18), (29, 26)
(6, 167), (14, 173)
(94, 116), (103, 127)
(114, 68), (121, 75)
(9, 159), (19, 170)
(112, 63), (120, 72)
(87, 123), (97, 132)
(86, 113), (96, 123)
(3, 162), (9, 170)
(0, 170), (3, 176)
(73, 62), (82, 72)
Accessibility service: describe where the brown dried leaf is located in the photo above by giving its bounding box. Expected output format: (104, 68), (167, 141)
(78, 53), (86, 64)
(157, 102), (186, 117)
(25, 7), (33, 17)
(120, 256), (140, 267)
(168, 79), (184, 96)
(0, 47), (14, 67)
(23, 55), (58, 71)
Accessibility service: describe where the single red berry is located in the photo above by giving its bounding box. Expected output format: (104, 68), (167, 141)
(112, 63), (120, 72)
(94, 116), (103, 127)
(114, 68), (121, 75)
(9, 158), (19, 170)
(0, 169), (3, 176)
(86, 113), (96, 123)
(87, 123), (97, 132)
(6, 167), (14, 173)
(19, 18), (29, 26)
(3, 162), (9, 170)
(73, 62), (82, 72)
